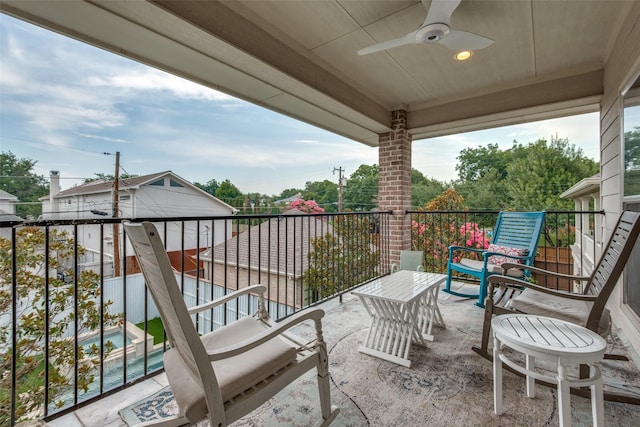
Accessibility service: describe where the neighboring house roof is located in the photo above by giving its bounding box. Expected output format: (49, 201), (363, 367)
(560, 174), (601, 199)
(273, 193), (302, 205)
(0, 211), (23, 223)
(40, 170), (237, 212)
(201, 209), (334, 277)
(0, 190), (19, 201)
(47, 171), (167, 198)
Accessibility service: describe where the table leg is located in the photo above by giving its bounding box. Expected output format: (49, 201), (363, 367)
(493, 335), (503, 415)
(419, 286), (445, 342)
(591, 364), (604, 427)
(557, 364), (571, 427)
(526, 354), (535, 398)
(431, 285), (445, 327)
(356, 297), (416, 367)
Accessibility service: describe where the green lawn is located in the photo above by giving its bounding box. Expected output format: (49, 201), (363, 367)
(135, 318), (166, 345)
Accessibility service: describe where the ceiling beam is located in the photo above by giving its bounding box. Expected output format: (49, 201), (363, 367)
(409, 70), (603, 139)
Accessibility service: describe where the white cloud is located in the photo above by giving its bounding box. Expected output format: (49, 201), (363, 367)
(74, 132), (129, 143)
(86, 69), (238, 103)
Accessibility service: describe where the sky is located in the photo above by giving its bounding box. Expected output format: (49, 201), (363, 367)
(0, 13), (600, 197)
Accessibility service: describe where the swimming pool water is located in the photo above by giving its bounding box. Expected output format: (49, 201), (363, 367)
(81, 329), (133, 352)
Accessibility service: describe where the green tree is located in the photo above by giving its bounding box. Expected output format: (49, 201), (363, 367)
(411, 169), (446, 208)
(624, 126), (640, 196)
(455, 168), (509, 210)
(214, 179), (243, 207)
(194, 178), (220, 196)
(301, 180), (338, 212)
(454, 136), (598, 210)
(0, 151), (48, 219)
(456, 143), (513, 182)
(506, 136), (598, 210)
(305, 215), (379, 301)
(0, 227), (121, 424)
(344, 164), (378, 211)
(83, 173), (138, 184)
(278, 188), (302, 200)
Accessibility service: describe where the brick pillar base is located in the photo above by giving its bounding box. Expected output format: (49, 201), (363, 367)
(378, 109), (412, 270)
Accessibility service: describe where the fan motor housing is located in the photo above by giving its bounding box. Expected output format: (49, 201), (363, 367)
(416, 23), (450, 43)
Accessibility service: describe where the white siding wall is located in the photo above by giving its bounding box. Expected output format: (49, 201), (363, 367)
(600, 2), (640, 354)
(40, 176), (234, 264)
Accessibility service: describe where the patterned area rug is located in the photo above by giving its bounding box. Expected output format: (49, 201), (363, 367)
(120, 296), (640, 426)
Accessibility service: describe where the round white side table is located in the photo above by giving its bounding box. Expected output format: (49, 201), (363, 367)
(492, 314), (607, 427)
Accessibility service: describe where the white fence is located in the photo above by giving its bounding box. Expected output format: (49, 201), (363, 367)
(104, 273), (293, 334)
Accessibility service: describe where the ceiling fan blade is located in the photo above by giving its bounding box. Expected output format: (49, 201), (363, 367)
(439, 29), (494, 51)
(422, 0), (462, 26)
(357, 33), (419, 55)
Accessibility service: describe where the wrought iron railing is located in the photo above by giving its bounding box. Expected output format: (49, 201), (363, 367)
(0, 211), (389, 425)
(407, 210), (604, 291)
(1, 208), (603, 424)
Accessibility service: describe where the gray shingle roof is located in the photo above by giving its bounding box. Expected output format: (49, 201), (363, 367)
(0, 211), (23, 222)
(51, 171), (168, 197)
(204, 209), (334, 277)
(0, 190), (19, 201)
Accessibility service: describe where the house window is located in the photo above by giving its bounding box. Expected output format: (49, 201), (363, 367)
(169, 179), (183, 187)
(623, 71), (640, 319)
(150, 178), (164, 186)
(119, 195), (131, 201)
(623, 201), (640, 317)
(623, 75), (640, 198)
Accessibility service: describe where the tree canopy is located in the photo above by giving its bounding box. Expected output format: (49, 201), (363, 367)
(0, 228), (120, 423)
(301, 180), (338, 212)
(412, 169), (446, 208)
(453, 136), (599, 210)
(624, 126), (640, 196)
(194, 178), (220, 196)
(0, 151), (48, 219)
(343, 164), (379, 211)
(214, 179), (243, 206)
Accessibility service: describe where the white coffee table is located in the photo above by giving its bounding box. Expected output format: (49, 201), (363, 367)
(352, 271), (446, 367)
(492, 314), (607, 427)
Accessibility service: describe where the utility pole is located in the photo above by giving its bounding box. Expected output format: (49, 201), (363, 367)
(333, 166), (344, 211)
(106, 151), (121, 276)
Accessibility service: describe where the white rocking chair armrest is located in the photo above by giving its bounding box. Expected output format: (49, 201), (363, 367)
(487, 274), (598, 301)
(499, 262), (590, 281)
(188, 285), (266, 315)
(208, 308), (326, 361)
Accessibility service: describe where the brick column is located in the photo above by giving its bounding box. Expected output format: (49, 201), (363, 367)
(378, 109), (412, 271)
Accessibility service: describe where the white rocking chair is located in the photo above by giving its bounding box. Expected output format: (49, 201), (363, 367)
(124, 221), (339, 426)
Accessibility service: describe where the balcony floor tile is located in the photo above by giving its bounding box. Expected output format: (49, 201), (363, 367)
(41, 281), (640, 427)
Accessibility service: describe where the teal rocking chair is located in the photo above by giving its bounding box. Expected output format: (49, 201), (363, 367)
(443, 211), (546, 307)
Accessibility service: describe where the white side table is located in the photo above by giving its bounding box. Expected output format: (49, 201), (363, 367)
(492, 314), (607, 427)
(352, 271), (446, 367)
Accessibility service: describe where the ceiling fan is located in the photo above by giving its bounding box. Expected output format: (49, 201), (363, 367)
(357, 0), (493, 56)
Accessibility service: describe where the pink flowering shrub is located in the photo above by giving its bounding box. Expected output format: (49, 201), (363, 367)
(411, 217), (489, 271)
(286, 198), (325, 213)
(459, 222), (488, 250)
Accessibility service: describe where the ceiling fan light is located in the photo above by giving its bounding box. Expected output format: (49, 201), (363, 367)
(455, 50), (473, 61)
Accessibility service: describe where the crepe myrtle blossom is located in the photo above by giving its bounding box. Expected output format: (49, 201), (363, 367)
(286, 199), (325, 213)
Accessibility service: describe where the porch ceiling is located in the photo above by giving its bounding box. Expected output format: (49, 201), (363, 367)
(1, 0), (632, 146)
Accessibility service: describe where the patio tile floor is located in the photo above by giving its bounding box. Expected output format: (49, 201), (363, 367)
(40, 282), (640, 427)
